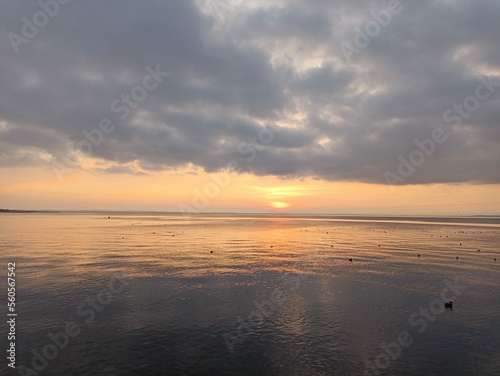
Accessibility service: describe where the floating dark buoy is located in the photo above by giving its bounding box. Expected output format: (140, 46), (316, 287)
(444, 301), (453, 309)
(348, 258), (353, 262)
(331, 245), (334, 248)
(270, 246), (273, 248)
(460, 243), (462, 245)
(494, 258), (497, 262)
(417, 253), (420, 258)
(378, 245), (380, 247)
(108, 216), (110, 219)
(477, 249), (480, 252)
(210, 251), (213, 254)
(153, 232), (155, 234)
(456, 256), (459, 260)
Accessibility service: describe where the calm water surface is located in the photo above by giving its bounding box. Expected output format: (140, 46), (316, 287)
(0, 214), (499, 375)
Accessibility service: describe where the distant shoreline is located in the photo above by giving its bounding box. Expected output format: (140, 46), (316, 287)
(0, 209), (61, 213)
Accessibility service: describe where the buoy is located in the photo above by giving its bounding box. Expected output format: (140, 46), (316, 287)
(348, 258), (353, 262)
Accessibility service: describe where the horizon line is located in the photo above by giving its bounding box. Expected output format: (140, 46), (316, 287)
(1, 209), (500, 217)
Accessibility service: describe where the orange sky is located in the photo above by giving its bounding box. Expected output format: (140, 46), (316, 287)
(1, 165), (499, 215)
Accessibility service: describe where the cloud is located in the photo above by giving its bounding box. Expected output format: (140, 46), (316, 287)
(0, 0), (499, 184)
(97, 165), (147, 176)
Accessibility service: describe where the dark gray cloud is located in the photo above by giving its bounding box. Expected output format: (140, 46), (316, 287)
(0, 0), (499, 184)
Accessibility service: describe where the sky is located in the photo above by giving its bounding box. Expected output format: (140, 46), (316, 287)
(0, 0), (499, 214)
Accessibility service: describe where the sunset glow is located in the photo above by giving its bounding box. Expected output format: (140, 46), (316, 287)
(268, 201), (291, 210)
(1, 165), (499, 214)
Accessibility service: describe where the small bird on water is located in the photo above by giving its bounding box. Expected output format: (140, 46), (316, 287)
(348, 258), (353, 262)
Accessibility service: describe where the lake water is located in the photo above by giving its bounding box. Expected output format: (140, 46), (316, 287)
(0, 213), (499, 375)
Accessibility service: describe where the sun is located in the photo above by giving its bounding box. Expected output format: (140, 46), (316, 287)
(268, 201), (291, 210)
